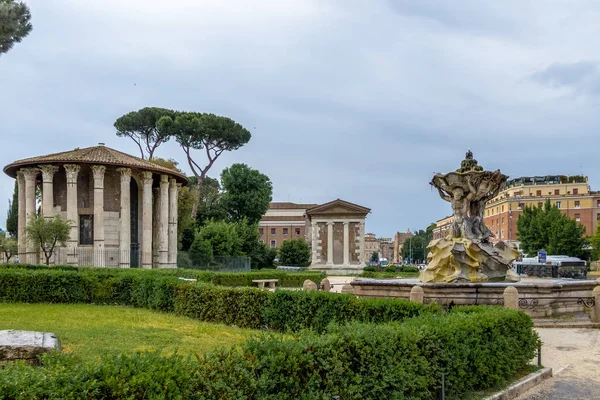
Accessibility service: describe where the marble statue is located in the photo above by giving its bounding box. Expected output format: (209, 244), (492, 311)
(420, 151), (520, 283)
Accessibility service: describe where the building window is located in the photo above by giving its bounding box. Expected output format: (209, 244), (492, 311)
(518, 203), (524, 210)
(491, 220), (494, 227)
(554, 189), (560, 195)
(295, 228), (301, 236)
(502, 217), (504, 225)
(501, 205), (504, 212)
(259, 239), (264, 244)
(575, 201), (580, 209)
(573, 188), (578, 195)
(501, 229), (504, 238)
(270, 240), (276, 248)
(575, 214), (580, 222)
(79, 215), (93, 245)
(556, 201), (561, 209)
(597, 200), (600, 207)
(283, 228), (288, 235)
(536, 190), (542, 196)
(259, 228), (264, 235)
(271, 228), (276, 235)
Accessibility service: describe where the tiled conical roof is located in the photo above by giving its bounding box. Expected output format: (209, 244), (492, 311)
(3, 145), (187, 183)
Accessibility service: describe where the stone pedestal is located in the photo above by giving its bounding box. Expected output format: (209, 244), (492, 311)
(0, 330), (61, 366)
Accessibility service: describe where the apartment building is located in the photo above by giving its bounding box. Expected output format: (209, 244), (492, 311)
(433, 175), (600, 247)
(258, 202), (317, 249)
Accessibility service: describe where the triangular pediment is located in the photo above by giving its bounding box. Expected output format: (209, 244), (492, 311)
(306, 199), (370, 216)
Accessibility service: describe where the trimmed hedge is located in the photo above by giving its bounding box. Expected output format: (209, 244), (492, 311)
(0, 269), (434, 331)
(0, 263), (325, 288)
(0, 307), (540, 399)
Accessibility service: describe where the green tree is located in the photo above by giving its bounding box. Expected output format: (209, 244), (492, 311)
(279, 238), (311, 267)
(25, 215), (71, 265)
(590, 225), (600, 261)
(195, 176), (228, 227)
(254, 243), (278, 269)
(234, 218), (264, 269)
(517, 200), (586, 257)
(401, 235), (426, 264)
(157, 112), (251, 195)
(370, 251), (379, 263)
(189, 236), (213, 267)
(220, 163), (272, 225)
(114, 107), (178, 159)
(6, 181), (18, 237)
(0, 0), (32, 56)
(196, 220), (241, 257)
(0, 233), (17, 262)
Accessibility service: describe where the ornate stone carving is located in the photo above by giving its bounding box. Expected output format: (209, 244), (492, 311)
(117, 167), (131, 182)
(20, 167), (39, 182)
(141, 171), (153, 185)
(91, 165), (106, 187)
(39, 165), (58, 182)
(63, 164), (80, 183)
(420, 152), (520, 283)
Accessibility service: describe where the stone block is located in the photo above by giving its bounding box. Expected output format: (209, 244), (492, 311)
(409, 286), (424, 303)
(303, 280), (317, 291)
(0, 330), (61, 365)
(320, 278), (331, 292)
(341, 284), (354, 294)
(592, 286), (600, 323)
(503, 286), (519, 309)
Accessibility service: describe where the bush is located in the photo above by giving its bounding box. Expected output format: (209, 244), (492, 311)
(401, 265), (419, 273)
(363, 265), (377, 272)
(383, 264), (397, 273)
(0, 307), (539, 399)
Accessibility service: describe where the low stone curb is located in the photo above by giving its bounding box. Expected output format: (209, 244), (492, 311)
(534, 322), (600, 328)
(484, 367), (552, 400)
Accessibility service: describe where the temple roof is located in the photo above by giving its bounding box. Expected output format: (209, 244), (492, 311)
(3, 144), (188, 183)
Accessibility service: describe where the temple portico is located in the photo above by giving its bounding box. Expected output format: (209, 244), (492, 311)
(306, 199), (370, 275)
(3, 144), (186, 268)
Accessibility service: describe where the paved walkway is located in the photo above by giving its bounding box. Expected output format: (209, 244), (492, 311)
(517, 328), (600, 400)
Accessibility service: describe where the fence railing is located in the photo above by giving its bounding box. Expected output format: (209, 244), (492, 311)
(177, 252), (251, 272)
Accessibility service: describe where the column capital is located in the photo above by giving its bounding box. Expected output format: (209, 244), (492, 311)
(64, 164), (81, 181)
(20, 167), (39, 181)
(327, 221), (334, 226)
(343, 221), (350, 226)
(91, 165), (106, 187)
(160, 174), (169, 189)
(117, 167), (131, 181)
(16, 169), (25, 182)
(141, 171), (153, 185)
(39, 165), (58, 182)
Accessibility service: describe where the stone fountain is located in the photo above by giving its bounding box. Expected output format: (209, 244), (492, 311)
(420, 150), (520, 283)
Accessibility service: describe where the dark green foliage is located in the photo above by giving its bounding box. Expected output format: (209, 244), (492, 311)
(383, 264), (397, 273)
(263, 290), (439, 333)
(401, 266), (419, 273)
(220, 163), (273, 224)
(517, 199), (587, 257)
(0, 307), (538, 399)
(195, 220), (241, 257)
(114, 107), (178, 159)
(6, 181), (18, 237)
(0, 0), (32, 56)
(370, 251), (379, 262)
(189, 235), (213, 266)
(363, 265), (377, 272)
(278, 238), (311, 267)
(401, 235), (427, 263)
(591, 225), (600, 260)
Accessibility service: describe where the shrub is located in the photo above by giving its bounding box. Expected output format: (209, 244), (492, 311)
(363, 265), (377, 272)
(278, 238), (311, 267)
(0, 307), (538, 399)
(383, 264), (397, 273)
(401, 266), (419, 273)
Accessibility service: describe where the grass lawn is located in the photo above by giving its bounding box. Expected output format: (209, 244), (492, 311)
(0, 303), (261, 362)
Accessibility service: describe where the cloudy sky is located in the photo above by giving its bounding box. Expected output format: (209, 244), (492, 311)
(2, 0), (600, 238)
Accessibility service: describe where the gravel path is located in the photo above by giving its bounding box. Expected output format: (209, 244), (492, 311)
(517, 328), (600, 399)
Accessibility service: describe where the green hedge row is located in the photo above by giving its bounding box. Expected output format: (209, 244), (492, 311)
(0, 307), (539, 399)
(0, 269), (435, 332)
(0, 263), (326, 288)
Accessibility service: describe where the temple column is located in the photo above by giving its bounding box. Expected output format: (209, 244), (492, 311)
(16, 170), (26, 261)
(141, 171), (153, 269)
(158, 175), (169, 268)
(311, 221), (318, 264)
(152, 187), (160, 268)
(64, 164), (80, 265)
(167, 179), (179, 269)
(359, 221), (365, 266)
(343, 221), (350, 266)
(117, 168), (131, 268)
(327, 221), (334, 266)
(91, 165), (106, 267)
(22, 168), (38, 264)
(39, 165), (58, 219)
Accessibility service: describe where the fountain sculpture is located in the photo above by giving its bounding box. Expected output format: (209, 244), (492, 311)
(420, 151), (520, 283)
